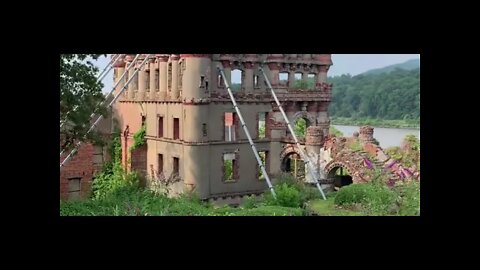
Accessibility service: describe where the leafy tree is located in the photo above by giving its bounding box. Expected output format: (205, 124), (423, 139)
(328, 68), (420, 121)
(60, 54), (108, 151)
(294, 118), (307, 137)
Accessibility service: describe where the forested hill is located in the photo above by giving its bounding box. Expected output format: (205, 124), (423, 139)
(328, 68), (420, 120)
(363, 58), (420, 75)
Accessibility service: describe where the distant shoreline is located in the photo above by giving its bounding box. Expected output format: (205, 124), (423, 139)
(331, 117), (420, 130)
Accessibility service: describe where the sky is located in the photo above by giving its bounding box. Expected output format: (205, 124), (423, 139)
(95, 54), (420, 93)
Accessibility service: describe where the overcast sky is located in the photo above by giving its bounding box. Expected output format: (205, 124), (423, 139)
(94, 54), (420, 93)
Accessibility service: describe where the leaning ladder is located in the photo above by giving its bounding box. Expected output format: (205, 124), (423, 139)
(60, 54), (152, 169)
(217, 66), (277, 199)
(259, 66), (326, 200)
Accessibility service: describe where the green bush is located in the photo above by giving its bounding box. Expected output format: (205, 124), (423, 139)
(334, 183), (397, 215)
(394, 181), (420, 216)
(264, 174), (325, 207)
(264, 183), (303, 208)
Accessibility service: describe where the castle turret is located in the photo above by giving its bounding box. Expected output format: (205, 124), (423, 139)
(180, 54), (212, 198)
(181, 54), (212, 101)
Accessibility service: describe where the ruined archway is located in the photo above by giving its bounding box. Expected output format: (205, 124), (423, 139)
(280, 144), (304, 178)
(287, 111), (317, 138)
(326, 164), (353, 190)
(324, 160), (369, 185)
(292, 111), (316, 127)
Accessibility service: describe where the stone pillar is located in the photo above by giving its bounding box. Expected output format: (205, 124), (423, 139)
(317, 102), (330, 139)
(221, 61), (231, 86)
(113, 55), (126, 97)
(359, 126), (375, 144)
(267, 63), (279, 86)
(288, 67), (295, 88)
(302, 72), (307, 82)
(171, 54), (180, 100)
(266, 54), (283, 87)
(305, 126), (324, 184)
(158, 55), (169, 100)
(317, 65), (328, 85)
(244, 62), (254, 93)
(137, 55), (147, 100)
(218, 54), (235, 89)
(149, 57), (157, 100)
(123, 55), (134, 99)
(127, 57), (137, 100)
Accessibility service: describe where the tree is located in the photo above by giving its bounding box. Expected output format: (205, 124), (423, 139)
(294, 118), (307, 137)
(60, 54), (108, 152)
(328, 68), (420, 121)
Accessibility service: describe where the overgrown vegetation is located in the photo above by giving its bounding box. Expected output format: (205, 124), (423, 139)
(294, 118), (307, 137)
(348, 140), (363, 151)
(224, 159), (233, 181)
(91, 133), (138, 200)
(329, 126), (343, 137)
(63, 140), (419, 216)
(130, 125), (146, 151)
(385, 135), (420, 169)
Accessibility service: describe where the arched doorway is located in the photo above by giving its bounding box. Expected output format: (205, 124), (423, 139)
(327, 166), (353, 190)
(280, 144), (306, 180)
(281, 152), (306, 180)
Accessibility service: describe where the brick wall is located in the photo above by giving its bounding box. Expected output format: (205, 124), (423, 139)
(60, 143), (95, 201)
(131, 144), (148, 186)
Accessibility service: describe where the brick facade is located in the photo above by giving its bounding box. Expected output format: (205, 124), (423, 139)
(60, 143), (95, 200)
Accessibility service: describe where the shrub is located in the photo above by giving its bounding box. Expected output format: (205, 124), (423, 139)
(394, 181), (420, 216)
(334, 183), (397, 215)
(265, 183), (303, 208)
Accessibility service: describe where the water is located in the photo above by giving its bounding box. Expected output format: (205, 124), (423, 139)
(333, 125), (420, 149)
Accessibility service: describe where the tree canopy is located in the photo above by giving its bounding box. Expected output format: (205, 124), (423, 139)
(60, 54), (108, 151)
(328, 68), (420, 120)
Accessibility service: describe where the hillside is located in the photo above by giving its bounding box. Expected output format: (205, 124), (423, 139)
(363, 58), (420, 75)
(327, 68), (420, 120)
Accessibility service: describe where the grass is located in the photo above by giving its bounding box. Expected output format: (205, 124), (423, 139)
(306, 197), (365, 216)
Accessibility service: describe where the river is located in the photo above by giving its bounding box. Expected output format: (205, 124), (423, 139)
(332, 125), (420, 149)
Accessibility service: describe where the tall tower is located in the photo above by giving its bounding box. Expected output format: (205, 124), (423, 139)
(181, 54), (212, 197)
